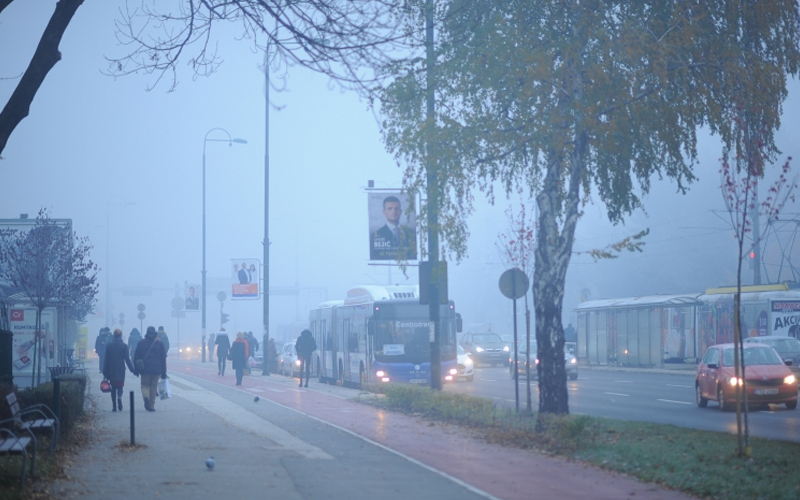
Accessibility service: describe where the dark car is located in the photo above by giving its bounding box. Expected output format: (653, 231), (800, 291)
(509, 342), (578, 381)
(695, 343), (797, 411)
(459, 332), (509, 367)
(744, 336), (800, 380)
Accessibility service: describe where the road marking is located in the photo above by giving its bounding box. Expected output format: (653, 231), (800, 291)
(168, 375), (332, 460)
(614, 380), (633, 383)
(657, 399), (693, 405)
(666, 384), (693, 388)
(482, 379), (497, 382)
(604, 392), (629, 397)
(267, 388), (285, 393)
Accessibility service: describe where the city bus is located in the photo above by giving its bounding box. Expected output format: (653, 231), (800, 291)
(308, 285), (462, 386)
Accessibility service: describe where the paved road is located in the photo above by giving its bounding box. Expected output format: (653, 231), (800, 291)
(50, 359), (693, 500)
(446, 366), (800, 442)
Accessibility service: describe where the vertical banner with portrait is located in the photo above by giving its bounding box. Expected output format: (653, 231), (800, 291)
(368, 190), (417, 261)
(231, 259), (260, 299)
(185, 283), (200, 310)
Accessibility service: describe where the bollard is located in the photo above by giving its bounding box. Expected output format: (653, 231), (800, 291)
(53, 376), (61, 443)
(129, 391), (135, 445)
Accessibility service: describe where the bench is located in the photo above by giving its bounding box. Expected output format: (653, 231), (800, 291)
(0, 427), (36, 487)
(5, 393), (59, 453)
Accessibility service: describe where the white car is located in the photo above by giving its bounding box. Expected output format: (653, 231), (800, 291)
(456, 344), (474, 382)
(279, 340), (302, 377)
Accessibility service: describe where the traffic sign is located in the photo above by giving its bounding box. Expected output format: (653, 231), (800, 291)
(217, 291), (227, 302)
(137, 311), (145, 320)
(171, 296), (185, 311)
(137, 303), (146, 312)
(499, 268), (529, 299)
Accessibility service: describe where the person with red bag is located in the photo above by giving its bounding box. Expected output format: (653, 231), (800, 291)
(103, 328), (136, 412)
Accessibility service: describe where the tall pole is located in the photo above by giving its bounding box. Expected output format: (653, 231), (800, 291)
(425, 0), (441, 390)
(262, 44), (271, 376)
(752, 181), (761, 285)
(202, 143), (208, 363)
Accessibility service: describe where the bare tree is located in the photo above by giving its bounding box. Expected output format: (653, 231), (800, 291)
(0, 0), (409, 157)
(0, 209), (99, 386)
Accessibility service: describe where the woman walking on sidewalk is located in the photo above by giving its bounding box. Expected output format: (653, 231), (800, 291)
(230, 332), (248, 385)
(103, 328), (136, 412)
(133, 326), (168, 411)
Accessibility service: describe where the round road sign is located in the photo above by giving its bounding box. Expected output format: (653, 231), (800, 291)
(137, 303), (146, 312)
(217, 291), (227, 302)
(171, 296), (185, 311)
(137, 311), (145, 320)
(499, 268), (529, 299)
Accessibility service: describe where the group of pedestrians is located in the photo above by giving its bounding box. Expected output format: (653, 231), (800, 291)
(100, 326), (168, 412)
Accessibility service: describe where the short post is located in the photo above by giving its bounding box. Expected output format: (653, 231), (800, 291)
(129, 391), (135, 445)
(53, 376), (61, 442)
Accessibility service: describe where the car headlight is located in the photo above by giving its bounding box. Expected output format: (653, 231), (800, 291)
(570, 358), (577, 364)
(464, 358), (473, 368)
(295, 359), (302, 366)
(728, 377), (743, 386)
(449, 368), (458, 375)
(503, 346), (510, 352)
(475, 347), (484, 352)
(785, 374), (796, 385)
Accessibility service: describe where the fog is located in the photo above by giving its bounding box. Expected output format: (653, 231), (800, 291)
(3, 2), (800, 347)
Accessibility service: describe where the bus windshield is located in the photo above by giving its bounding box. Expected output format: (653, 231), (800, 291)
(372, 302), (456, 363)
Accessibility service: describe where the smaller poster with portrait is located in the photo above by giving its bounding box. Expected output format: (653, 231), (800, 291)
(368, 190), (417, 261)
(231, 259), (260, 299)
(185, 283), (200, 310)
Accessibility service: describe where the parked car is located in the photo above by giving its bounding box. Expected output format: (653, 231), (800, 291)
(695, 343), (798, 411)
(456, 344), (474, 382)
(279, 340), (301, 377)
(509, 342), (578, 381)
(459, 332), (509, 367)
(744, 336), (800, 381)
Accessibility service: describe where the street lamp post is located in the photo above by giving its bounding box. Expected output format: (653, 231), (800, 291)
(262, 45), (271, 376)
(106, 198), (135, 328)
(202, 128), (247, 363)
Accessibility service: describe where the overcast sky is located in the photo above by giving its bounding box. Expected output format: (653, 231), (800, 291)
(3, 2), (800, 346)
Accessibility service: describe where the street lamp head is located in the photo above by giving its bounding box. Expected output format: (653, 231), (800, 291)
(232, 138), (248, 144)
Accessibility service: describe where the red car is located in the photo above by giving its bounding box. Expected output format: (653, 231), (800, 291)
(696, 343), (798, 411)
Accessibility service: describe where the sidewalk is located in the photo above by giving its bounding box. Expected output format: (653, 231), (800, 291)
(49, 359), (696, 500)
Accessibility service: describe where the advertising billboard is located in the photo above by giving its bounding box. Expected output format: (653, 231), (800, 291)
(771, 300), (800, 337)
(8, 307), (55, 381)
(231, 259), (259, 299)
(368, 190), (417, 261)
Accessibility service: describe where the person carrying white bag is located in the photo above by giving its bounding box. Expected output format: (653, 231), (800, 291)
(158, 377), (172, 399)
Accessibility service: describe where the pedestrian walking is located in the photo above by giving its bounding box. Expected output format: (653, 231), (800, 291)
(215, 331), (230, 376)
(156, 326), (170, 354)
(268, 338), (278, 374)
(295, 329), (317, 388)
(127, 327), (142, 358)
(208, 332), (216, 362)
(103, 328), (136, 412)
(230, 332), (248, 385)
(133, 326), (168, 412)
(94, 327), (111, 374)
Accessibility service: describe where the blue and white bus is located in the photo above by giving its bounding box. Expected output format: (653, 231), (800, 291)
(309, 285), (462, 386)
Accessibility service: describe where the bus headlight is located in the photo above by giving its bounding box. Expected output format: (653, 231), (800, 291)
(445, 375), (453, 381)
(381, 377), (390, 382)
(376, 370), (386, 377)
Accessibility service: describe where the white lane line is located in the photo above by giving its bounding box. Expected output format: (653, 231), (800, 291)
(614, 380), (633, 383)
(168, 375), (332, 460)
(657, 399), (693, 405)
(268, 388), (286, 393)
(666, 384), (693, 388)
(177, 372), (502, 500)
(604, 392), (630, 397)
(249, 388), (264, 392)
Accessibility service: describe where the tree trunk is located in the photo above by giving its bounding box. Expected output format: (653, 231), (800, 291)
(534, 135), (585, 423)
(0, 0), (84, 156)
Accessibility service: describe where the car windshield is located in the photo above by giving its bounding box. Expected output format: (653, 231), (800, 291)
(457, 344), (465, 355)
(722, 346), (784, 366)
(473, 334), (503, 344)
(762, 338), (800, 353)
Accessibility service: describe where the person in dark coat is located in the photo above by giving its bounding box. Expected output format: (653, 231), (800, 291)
(215, 331), (230, 376)
(156, 326), (170, 354)
(128, 328), (142, 358)
(295, 329), (317, 388)
(103, 328), (136, 412)
(229, 332), (248, 385)
(95, 327), (111, 374)
(133, 326), (168, 412)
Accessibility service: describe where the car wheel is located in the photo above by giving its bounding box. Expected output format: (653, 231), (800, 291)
(569, 372), (578, 381)
(696, 383), (708, 408)
(466, 374), (474, 382)
(787, 399), (798, 410)
(718, 385), (731, 411)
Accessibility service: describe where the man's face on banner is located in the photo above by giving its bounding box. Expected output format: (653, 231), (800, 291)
(383, 200), (402, 225)
(188, 287), (195, 297)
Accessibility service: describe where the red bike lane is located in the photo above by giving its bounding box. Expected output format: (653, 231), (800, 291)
(173, 361), (693, 500)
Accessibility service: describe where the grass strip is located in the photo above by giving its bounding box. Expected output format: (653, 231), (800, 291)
(357, 384), (800, 500)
